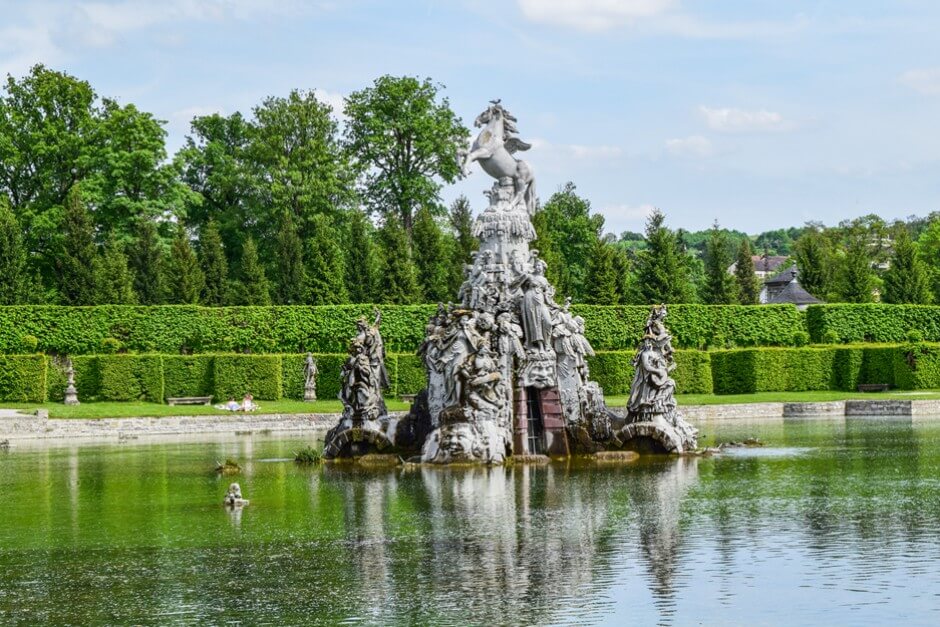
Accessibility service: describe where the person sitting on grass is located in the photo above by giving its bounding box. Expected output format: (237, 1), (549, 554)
(225, 397), (239, 411)
(241, 393), (258, 412)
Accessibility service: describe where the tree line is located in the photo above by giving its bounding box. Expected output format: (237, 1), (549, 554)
(0, 65), (937, 307)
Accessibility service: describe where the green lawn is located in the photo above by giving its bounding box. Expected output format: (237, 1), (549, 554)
(4, 390), (940, 420)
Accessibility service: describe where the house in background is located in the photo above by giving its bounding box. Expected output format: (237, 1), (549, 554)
(759, 264), (823, 309)
(727, 253), (790, 279)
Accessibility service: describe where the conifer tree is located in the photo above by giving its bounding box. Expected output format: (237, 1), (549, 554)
(306, 214), (348, 305)
(166, 223), (204, 304)
(702, 222), (737, 304)
(836, 229), (874, 303)
(199, 220), (228, 306)
(794, 226), (831, 299)
(96, 236), (137, 304)
(633, 210), (694, 304)
(882, 226), (931, 304)
(231, 236), (271, 305)
(0, 197), (27, 304)
(377, 219), (420, 304)
(734, 238), (761, 304)
(584, 240), (619, 304)
(917, 219), (940, 303)
(532, 209), (571, 299)
(448, 195), (477, 293)
(612, 246), (633, 305)
(129, 218), (165, 305)
(345, 209), (379, 303)
(273, 210), (306, 304)
(56, 187), (98, 305)
(412, 205), (450, 302)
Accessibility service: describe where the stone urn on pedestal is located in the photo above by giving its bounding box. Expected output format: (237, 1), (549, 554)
(63, 358), (80, 406)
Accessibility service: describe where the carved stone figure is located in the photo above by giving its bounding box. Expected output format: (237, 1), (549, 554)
(303, 353), (318, 402)
(63, 358), (79, 406)
(223, 482), (249, 507)
(461, 100), (537, 215)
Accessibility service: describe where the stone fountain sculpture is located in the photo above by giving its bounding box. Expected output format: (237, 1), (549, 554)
(612, 305), (698, 453)
(322, 101), (697, 462)
(63, 358), (79, 406)
(323, 310), (397, 458)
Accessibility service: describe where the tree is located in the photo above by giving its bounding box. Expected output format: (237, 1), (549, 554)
(273, 210), (306, 304)
(377, 219), (420, 304)
(531, 209), (571, 299)
(250, 90), (354, 238)
(345, 209), (380, 303)
(535, 183), (604, 301)
(734, 238), (761, 304)
(305, 214), (348, 305)
(177, 112), (257, 255)
(612, 246), (633, 305)
(199, 220), (228, 306)
(633, 210), (694, 304)
(835, 228), (874, 303)
(917, 218), (940, 302)
(584, 240), (619, 304)
(702, 221), (737, 304)
(412, 205), (451, 302)
(165, 223), (204, 304)
(230, 236), (271, 305)
(129, 218), (165, 305)
(882, 225), (931, 304)
(344, 75), (467, 234)
(0, 66), (98, 283)
(96, 236), (136, 304)
(0, 197), (27, 304)
(793, 226), (831, 299)
(55, 187), (98, 305)
(448, 195), (476, 293)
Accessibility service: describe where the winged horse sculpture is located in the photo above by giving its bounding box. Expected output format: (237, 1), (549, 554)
(461, 100), (537, 215)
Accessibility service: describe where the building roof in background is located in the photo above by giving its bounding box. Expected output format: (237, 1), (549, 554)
(764, 263), (799, 286)
(728, 254), (790, 275)
(766, 280), (824, 305)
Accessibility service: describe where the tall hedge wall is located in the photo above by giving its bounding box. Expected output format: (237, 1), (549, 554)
(585, 349), (713, 395)
(0, 304), (806, 355)
(806, 304), (940, 343)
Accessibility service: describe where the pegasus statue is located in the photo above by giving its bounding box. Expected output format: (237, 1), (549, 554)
(461, 100), (537, 215)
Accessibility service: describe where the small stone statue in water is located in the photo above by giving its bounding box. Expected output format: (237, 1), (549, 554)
(303, 352), (318, 402)
(223, 482), (249, 507)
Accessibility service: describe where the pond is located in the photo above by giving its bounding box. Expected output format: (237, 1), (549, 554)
(2, 417), (940, 625)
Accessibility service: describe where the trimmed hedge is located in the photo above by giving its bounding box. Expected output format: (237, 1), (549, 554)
(97, 355), (164, 402)
(0, 304), (808, 355)
(807, 304), (940, 344)
(586, 349), (713, 396)
(0, 355), (47, 402)
(163, 355), (214, 398)
(213, 354), (282, 401)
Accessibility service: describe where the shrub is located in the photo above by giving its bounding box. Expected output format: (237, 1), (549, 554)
(213, 354), (282, 401)
(0, 355), (47, 402)
(0, 304), (809, 355)
(395, 354), (427, 396)
(821, 329), (840, 344)
(711, 348), (834, 394)
(97, 355), (164, 402)
(99, 337), (122, 354)
(906, 329), (924, 343)
(792, 331), (810, 347)
(294, 445), (322, 464)
(807, 304), (940, 343)
(18, 335), (38, 353)
(163, 355), (215, 398)
(895, 343), (940, 390)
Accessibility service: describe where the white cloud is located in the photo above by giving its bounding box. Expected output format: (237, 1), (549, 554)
(313, 89), (347, 119)
(698, 106), (792, 133)
(0, 23), (64, 77)
(665, 134), (712, 157)
(604, 203), (656, 221)
(529, 137), (623, 160)
(899, 67), (940, 95)
(517, 0), (677, 31)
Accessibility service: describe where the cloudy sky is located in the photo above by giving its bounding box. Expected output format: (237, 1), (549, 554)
(1, 0), (939, 235)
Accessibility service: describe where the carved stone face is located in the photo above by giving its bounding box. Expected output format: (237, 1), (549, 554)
(440, 424), (478, 461)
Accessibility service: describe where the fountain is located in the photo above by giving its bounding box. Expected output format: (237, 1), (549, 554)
(323, 101), (697, 462)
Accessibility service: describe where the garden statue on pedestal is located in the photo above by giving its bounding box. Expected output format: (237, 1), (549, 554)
(303, 353), (318, 402)
(64, 358), (79, 406)
(223, 482), (249, 507)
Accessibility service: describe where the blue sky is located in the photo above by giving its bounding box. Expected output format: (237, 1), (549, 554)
(1, 0), (938, 235)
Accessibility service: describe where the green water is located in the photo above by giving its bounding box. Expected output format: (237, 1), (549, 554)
(2, 418), (940, 625)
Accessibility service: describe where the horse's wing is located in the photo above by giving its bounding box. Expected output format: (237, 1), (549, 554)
(504, 137), (531, 154)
